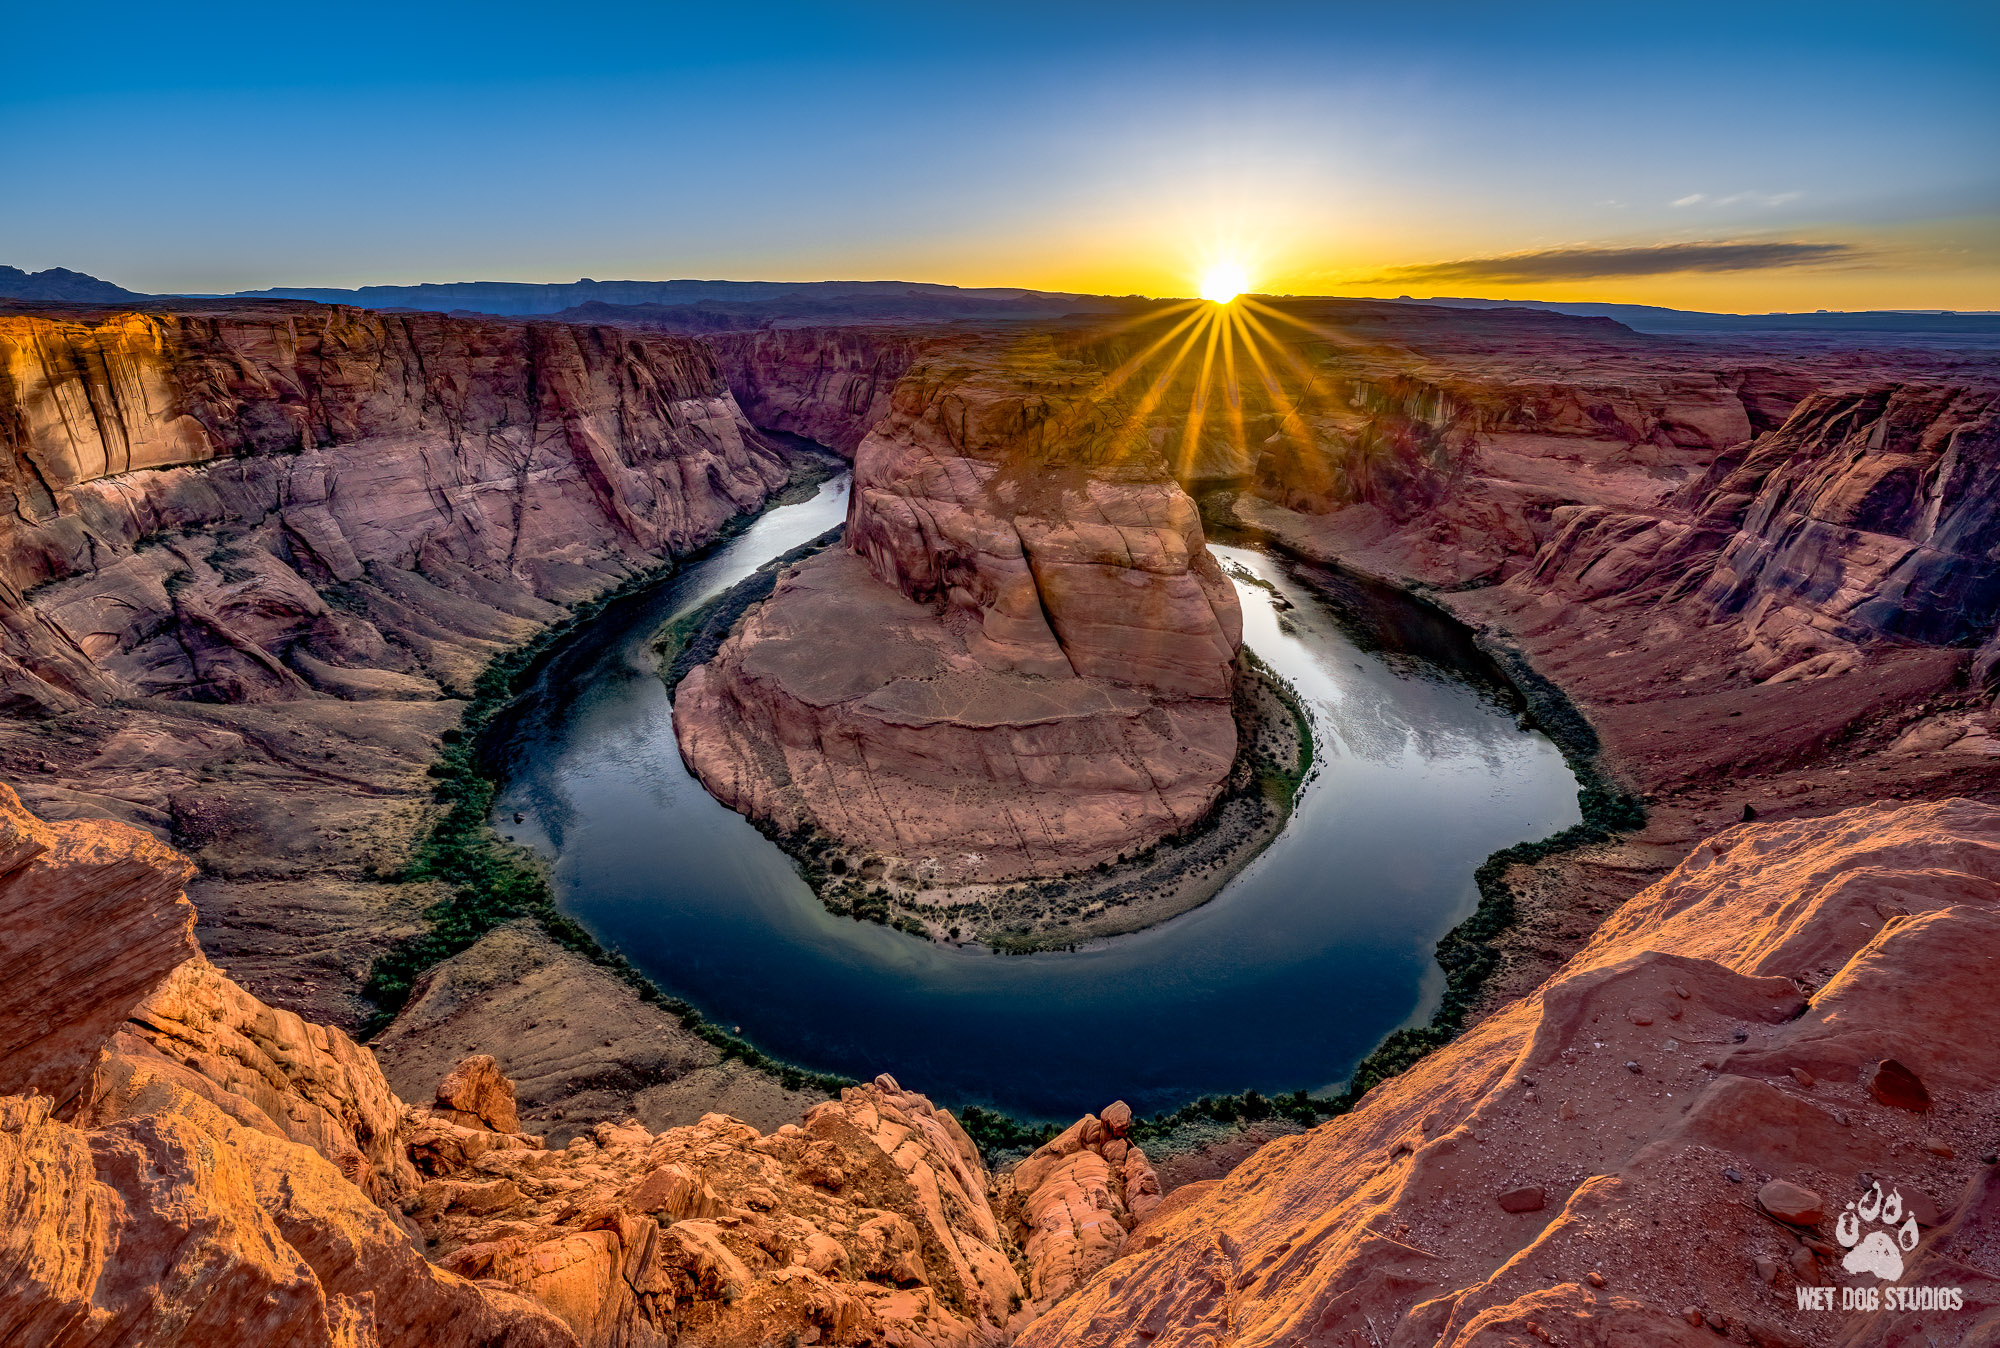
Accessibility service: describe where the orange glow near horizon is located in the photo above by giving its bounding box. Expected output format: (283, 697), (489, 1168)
(1069, 291), (1379, 488)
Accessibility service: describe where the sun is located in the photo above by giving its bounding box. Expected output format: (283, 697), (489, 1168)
(1200, 261), (1248, 304)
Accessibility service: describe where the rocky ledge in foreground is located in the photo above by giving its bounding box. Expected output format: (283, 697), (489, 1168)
(0, 781), (1160, 1346)
(675, 336), (1246, 897)
(1021, 796), (2000, 1348)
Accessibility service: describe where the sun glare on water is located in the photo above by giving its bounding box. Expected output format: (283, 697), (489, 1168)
(1200, 262), (1248, 304)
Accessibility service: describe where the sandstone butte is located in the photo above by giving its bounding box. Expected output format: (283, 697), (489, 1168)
(6, 295), (2000, 1343)
(675, 337), (1246, 883)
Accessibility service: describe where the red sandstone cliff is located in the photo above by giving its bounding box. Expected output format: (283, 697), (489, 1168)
(0, 305), (788, 712)
(675, 336), (1244, 885)
(0, 302), (799, 1053)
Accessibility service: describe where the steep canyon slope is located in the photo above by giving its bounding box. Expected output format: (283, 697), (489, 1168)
(1200, 303), (2000, 1011)
(0, 299), (819, 1133)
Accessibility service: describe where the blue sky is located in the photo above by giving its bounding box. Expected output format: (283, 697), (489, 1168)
(7, 1), (1996, 308)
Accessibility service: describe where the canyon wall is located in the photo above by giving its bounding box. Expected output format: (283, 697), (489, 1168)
(705, 327), (937, 455)
(0, 305), (788, 712)
(1225, 326), (2000, 1011)
(1497, 383), (2000, 683)
(0, 302), (803, 1095)
(675, 336), (1244, 884)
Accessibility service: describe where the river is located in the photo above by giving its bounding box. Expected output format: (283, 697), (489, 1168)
(490, 474), (1581, 1120)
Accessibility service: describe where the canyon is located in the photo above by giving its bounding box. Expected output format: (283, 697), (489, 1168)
(5, 288), (2000, 1344)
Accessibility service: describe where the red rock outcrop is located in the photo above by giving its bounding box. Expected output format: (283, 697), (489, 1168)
(998, 1100), (1161, 1316)
(1018, 798), (2000, 1347)
(0, 784), (577, 1347)
(0, 781), (1034, 1347)
(0, 782), (196, 1113)
(417, 1074), (1025, 1347)
(675, 337), (1244, 883)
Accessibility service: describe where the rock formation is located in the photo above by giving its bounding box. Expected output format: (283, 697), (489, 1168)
(3, 779), (1174, 1347)
(0, 304), (787, 711)
(0, 300), (802, 1101)
(0, 783), (576, 1346)
(1214, 308), (2000, 1013)
(9, 295), (2000, 1346)
(997, 1100), (1161, 1314)
(676, 336), (1244, 884)
(1019, 797), (2000, 1346)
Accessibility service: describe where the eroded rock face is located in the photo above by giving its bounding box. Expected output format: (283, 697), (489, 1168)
(0, 783), (196, 1113)
(0, 306), (789, 712)
(708, 327), (936, 456)
(411, 1073), (1022, 1348)
(1694, 385), (2000, 677)
(1018, 798), (2000, 1347)
(0, 301), (794, 1050)
(1507, 382), (2000, 689)
(0, 786), (576, 1347)
(998, 1101), (1160, 1315)
(676, 340), (1244, 883)
(846, 361), (1241, 697)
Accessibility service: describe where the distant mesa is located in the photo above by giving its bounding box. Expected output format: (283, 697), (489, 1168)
(0, 265), (144, 303)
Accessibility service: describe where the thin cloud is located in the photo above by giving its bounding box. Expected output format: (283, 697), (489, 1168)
(1376, 240), (1861, 284)
(1673, 190), (1803, 209)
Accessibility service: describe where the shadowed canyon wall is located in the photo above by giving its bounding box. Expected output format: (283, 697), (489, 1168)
(0, 305), (789, 713)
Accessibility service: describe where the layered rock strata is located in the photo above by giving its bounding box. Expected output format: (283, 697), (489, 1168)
(707, 327), (938, 456)
(0, 303), (799, 1122)
(676, 339), (1244, 883)
(1216, 319), (2000, 1012)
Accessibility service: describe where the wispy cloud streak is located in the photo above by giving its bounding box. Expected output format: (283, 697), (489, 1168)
(1375, 240), (1861, 284)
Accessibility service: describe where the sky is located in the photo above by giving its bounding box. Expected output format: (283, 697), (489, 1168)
(6, 1), (1998, 311)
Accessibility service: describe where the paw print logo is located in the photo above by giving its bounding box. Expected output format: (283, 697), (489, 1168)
(1837, 1183), (1919, 1281)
